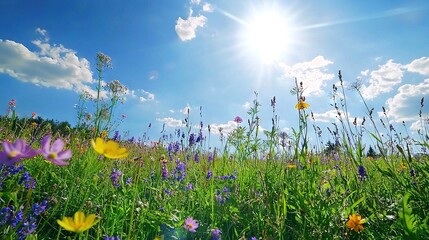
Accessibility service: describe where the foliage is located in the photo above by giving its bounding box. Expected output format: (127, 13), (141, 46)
(1, 66), (429, 239)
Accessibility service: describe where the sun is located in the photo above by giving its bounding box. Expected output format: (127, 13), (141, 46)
(242, 6), (293, 63)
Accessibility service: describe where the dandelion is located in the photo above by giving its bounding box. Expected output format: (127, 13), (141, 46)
(57, 211), (99, 233)
(39, 135), (72, 166)
(346, 214), (366, 232)
(295, 99), (310, 110)
(91, 138), (129, 159)
(0, 139), (38, 166)
(183, 216), (199, 233)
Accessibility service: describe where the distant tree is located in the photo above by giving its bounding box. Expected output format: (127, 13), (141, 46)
(324, 140), (338, 155)
(367, 146), (377, 158)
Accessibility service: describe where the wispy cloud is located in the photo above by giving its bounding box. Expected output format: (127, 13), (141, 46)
(277, 56), (334, 96)
(0, 28), (101, 97)
(242, 101), (251, 110)
(127, 89), (155, 102)
(175, 8), (207, 41)
(359, 59), (404, 100)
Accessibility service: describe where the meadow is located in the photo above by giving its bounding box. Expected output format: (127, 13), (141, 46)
(1, 54), (428, 240)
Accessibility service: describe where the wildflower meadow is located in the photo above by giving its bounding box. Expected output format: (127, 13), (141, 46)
(1, 54), (429, 240)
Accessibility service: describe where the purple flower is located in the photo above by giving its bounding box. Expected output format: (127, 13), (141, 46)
(39, 135), (72, 166)
(126, 177), (132, 186)
(19, 172), (36, 189)
(183, 216), (199, 232)
(104, 235), (121, 240)
(110, 168), (122, 187)
(189, 133), (195, 147)
(162, 166), (169, 180)
(233, 116), (243, 124)
(357, 165), (367, 181)
(206, 170), (213, 179)
(0, 139), (38, 166)
(211, 228), (222, 240)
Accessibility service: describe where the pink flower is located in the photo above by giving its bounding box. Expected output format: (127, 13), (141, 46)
(183, 216), (199, 233)
(39, 135), (72, 166)
(233, 116), (242, 124)
(0, 139), (38, 166)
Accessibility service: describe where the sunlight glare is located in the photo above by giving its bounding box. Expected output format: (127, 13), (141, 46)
(243, 7), (292, 63)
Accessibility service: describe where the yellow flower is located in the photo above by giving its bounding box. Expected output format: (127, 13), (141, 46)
(295, 99), (310, 110)
(346, 214), (366, 232)
(287, 164), (297, 169)
(57, 211), (99, 233)
(91, 137), (129, 159)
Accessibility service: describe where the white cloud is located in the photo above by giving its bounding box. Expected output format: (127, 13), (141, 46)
(202, 3), (214, 12)
(181, 105), (191, 114)
(138, 89), (155, 102)
(190, 0), (201, 4)
(361, 69), (369, 76)
(0, 30), (103, 98)
(148, 70), (158, 80)
(126, 89), (155, 102)
(277, 56), (335, 96)
(242, 101), (251, 109)
(406, 57), (429, 75)
(312, 109), (357, 124)
(175, 9), (207, 41)
(209, 120), (238, 135)
(385, 78), (429, 123)
(169, 109), (175, 113)
(360, 59), (404, 100)
(35, 28), (49, 41)
(157, 117), (185, 128)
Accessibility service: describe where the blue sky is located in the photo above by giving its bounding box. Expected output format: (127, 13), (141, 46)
(1, 0), (429, 150)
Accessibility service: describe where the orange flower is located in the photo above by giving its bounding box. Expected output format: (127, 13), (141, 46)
(346, 214), (366, 232)
(295, 99), (310, 110)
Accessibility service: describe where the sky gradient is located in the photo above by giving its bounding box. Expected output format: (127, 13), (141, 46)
(1, 0), (429, 150)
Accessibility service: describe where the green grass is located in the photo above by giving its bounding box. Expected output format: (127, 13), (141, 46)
(1, 69), (429, 239)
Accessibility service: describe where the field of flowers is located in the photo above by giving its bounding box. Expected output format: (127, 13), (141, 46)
(1, 54), (428, 240)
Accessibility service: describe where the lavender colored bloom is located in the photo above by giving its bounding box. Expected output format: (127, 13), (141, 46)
(0, 206), (13, 226)
(194, 153), (200, 163)
(0, 139), (38, 166)
(126, 177), (132, 186)
(10, 206), (24, 227)
(211, 228), (222, 240)
(206, 170), (213, 179)
(189, 133), (195, 146)
(208, 153), (214, 162)
(164, 189), (171, 195)
(19, 171), (36, 189)
(410, 168), (415, 177)
(183, 216), (199, 232)
(110, 168), (122, 187)
(358, 165), (367, 181)
(162, 166), (169, 180)
(187, 183), (193, 190)
(39, 135), (72, 166)
(113, 131), (121, 141)
(104, 235), (121, 240)
(249, 237), (257, 240)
